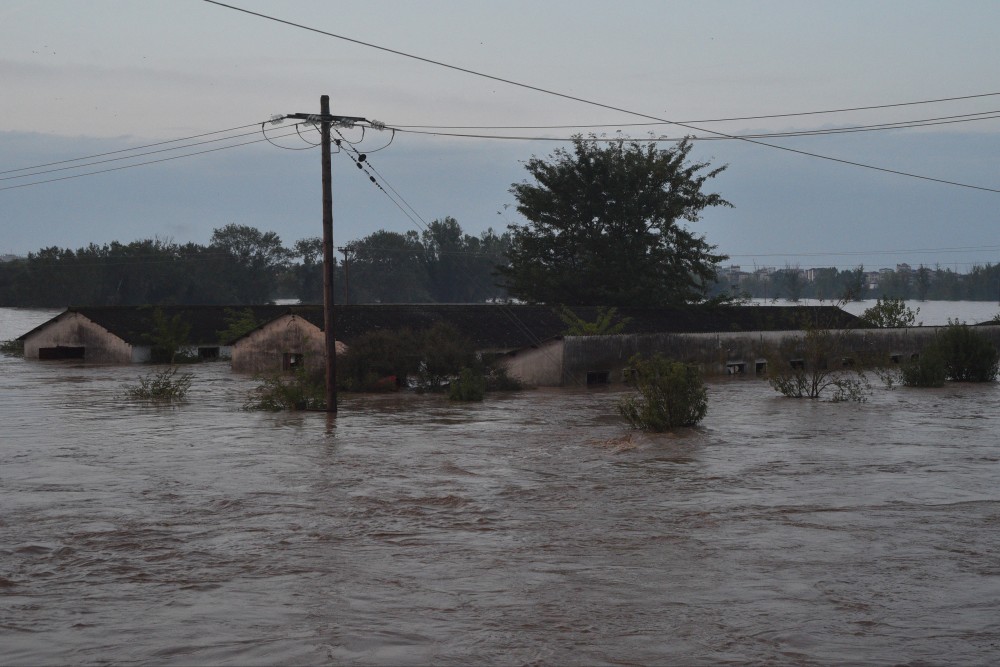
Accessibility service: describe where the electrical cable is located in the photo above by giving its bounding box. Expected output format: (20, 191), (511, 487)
(331, 133), (573, 366)
(1, 123), (317, 182)
(0, 122), (266, 176)
(201, 0), (1000, 194)
(387, 112), (1000, 143)
(391, 91), (1000, 128)
(386, 109), (1000, 142)
(0, 124), (317, 191)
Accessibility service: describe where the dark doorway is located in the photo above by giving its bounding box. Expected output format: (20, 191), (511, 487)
(38, 346), (85, 360)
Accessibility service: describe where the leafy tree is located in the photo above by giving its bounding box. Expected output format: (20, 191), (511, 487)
(217, 308), (261, 344)
(841, 265), (867, 301)
(421, 217), (511, 303)
(292, 237), (324, 303)
(144, 308), (191, 363)
(860, 297), (920, 328)
(618, 354), (708, 430)
(774, 264), (804, 302)
(347, 230), (431, 303)
(914, 265), (932, 301)
(210, 224), (291, 303)
(499, 136), (731, 306)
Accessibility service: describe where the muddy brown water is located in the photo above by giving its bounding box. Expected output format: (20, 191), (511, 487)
(3, 308), (1000, 665)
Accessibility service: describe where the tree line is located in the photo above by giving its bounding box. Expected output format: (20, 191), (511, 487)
(0, 218), (512, 307)
(732, 264), (1000, 302)
(9, 135), (990, 310)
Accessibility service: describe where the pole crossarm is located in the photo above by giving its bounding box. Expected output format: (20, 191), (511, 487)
(284, 113), (368, 126)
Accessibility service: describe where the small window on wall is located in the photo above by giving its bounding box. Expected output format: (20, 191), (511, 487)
(726, 362), (747, 375)
(282, 353), (304, 370)
(586, 370), (610, 385)
(199, 347), (220, 360)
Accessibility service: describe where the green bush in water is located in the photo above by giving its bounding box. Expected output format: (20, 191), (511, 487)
(618, 354), (707, 431)
(119, 367), (193, 401)
(244, 367), (325, 411)
(448, 367), (486, 402)
(900, 349), (947, 388)
(931, 322), (999, 382)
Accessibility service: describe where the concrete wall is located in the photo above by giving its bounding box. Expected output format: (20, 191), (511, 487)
(502, 339), (565, 387)
(230, 314), (332, 374)
(23, 312), (134, 364)
(24, 312), (132, 364)
(507, 325), (1000, 387)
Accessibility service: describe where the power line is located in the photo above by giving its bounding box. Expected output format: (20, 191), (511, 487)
(0, 123), (307, 182)
(0, 122), (266, 176)
(202, 0), (1000, 194)
(329, 133), (571, 365)
(387, 110), (1000, 143)
(392, 93), (1000, 129)
(0, 123), (319, 191)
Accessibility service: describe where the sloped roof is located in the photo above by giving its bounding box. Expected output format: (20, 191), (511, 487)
(264, 303), (863, 350)
(19, 303), (863, 349)
(18, 305), (291, 345)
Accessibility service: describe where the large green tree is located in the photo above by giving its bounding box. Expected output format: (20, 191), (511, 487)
(210, 224), (291, 303)
(498, 136), (732, 307)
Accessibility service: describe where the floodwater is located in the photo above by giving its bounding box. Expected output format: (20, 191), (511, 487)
(3, 307), (1000, 665)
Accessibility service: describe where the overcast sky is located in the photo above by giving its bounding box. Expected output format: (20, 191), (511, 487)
(2, 0), (999, 273)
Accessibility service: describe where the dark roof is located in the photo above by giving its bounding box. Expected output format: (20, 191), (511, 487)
(263, 303), (863, 350)
(19, 303), (863, 349)
(18, 305), (291, 345)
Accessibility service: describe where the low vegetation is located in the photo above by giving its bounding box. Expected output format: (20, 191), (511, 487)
(933, 322), (999, 382)
(618, 354), (708, 431)
(244, 323), (522, 411)
(243, 367), (325, 411)
(556, 305), (631, 336)
(1, 339), (23, 356)
(119, 367), (193, 401)
(448, 367), (486, 402)
(899, 348), (947, 388)
(766, 327), (870, 402)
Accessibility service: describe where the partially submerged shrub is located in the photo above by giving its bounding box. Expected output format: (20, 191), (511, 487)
(484, 363), (524, 392)
(448, 367), (486, 402)
(338, 329), (417, 392)
(1, 339), (24, 356)
(930, 322), (999, 382)
(900, 348), (946, 388)
(766, 328), (870, 402)
(119, 367), (193, 401)
(418, 322), (476, 391)
(618, 354), (707, 431)
(244, 367), (325, 411)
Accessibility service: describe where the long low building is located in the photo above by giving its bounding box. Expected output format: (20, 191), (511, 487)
(19, 305), (291, 363)
(20, 304), (867, 382)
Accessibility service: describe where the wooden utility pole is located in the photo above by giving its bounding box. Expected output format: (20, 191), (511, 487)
(319, 95), (337, 414)
(285, 98), (368, 414)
